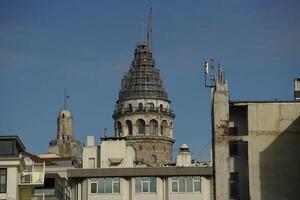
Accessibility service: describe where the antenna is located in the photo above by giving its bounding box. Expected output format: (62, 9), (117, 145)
(203, 58), (217, 88)
(64, 88), (70, 110)
(146, 7), (153, 47)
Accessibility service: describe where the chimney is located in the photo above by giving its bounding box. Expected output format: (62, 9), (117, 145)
(294, 78), (300, 100)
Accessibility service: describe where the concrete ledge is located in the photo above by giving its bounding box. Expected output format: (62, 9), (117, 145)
(68, 167), (213, 178)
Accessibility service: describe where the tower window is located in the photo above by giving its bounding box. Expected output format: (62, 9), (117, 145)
(128, 104), (133, 111)
(149, 119), (158, 135)
(138, 103), (144, 111)
(160, 104), (163, 111)
(126, 120), (133, 136)
(117, 121), (123, 137)
(136, 119), (145, 135)
(161, 120), (168, 136)
(150, 155), (156, 163)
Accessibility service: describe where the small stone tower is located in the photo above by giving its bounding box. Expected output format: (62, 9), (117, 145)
(113, 11), (175, 166)
(48, 92), (82, 158)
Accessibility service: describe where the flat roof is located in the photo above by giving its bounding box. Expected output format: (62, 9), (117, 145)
(68, 166), (213, 178)
(230, 100), (300, 104)
(0, 135), (26, 151)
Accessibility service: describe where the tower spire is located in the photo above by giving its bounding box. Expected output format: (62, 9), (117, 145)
(146, 7), (152, 47)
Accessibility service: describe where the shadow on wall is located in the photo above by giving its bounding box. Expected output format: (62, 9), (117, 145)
(260, 116), (300, 200)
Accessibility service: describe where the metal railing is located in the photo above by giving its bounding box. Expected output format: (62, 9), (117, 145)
(19, 162), (45, 185)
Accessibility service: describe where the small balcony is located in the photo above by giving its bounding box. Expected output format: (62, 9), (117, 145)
(113, 106), (175, 119)
(19, 162), (45, 186)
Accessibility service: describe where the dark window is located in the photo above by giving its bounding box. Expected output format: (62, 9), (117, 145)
(138, 103), (144, 111)
(137, 119), (145, 135)
(0, 140), (14, 155)
(229, 142), (239, 156)
(230, 173), (239, 199)
(229, 127), (238, 136)
(128, 104), (133, 111)
(0, 169), (7, 193)
(126, 120), (133, 136)
(159, 104), (163, 111)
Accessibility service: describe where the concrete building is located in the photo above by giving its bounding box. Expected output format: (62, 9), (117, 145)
(68, 136), (213, 200)
(0, 135), (45, 200)
(212, 71), (300, 200)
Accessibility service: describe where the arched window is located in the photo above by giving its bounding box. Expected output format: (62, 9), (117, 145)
(128, 104), (133, 111)
(148, 103), (154, 111)
(150, 155), (156, 163)
(136, 119), (145, 135)
(149, 119), (158, 135)
(160, 104), (163, 112)
(161, 120), (168, 136)
(117, 121), (122, 136)
(138, 103), (144, 111)
(126, 120), (133, 136)
(139, 146), (143, 151)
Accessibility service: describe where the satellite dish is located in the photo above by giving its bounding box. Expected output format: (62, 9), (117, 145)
(24, 157), (33, 166)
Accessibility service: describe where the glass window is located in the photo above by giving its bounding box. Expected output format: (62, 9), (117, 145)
(105, 178), (112, 193)
(91, 183), (97, 193)
(98, 178), (105, 193)
(194, 177), (201, 192)
(113, 178), (120, 193)
(92, 178), (120, 194)
(172, 181), (178, 192)
(186, 177), (193, 192)
(171, 176), (201, 193)
(135, 177), (141, 193)
(135, 177), (156, 193)
(0, 169), (7, 193)
(150, 177), (156, 193)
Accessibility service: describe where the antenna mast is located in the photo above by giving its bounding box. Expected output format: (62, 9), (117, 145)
(146, 7), (153, 47)
(64, 88), (67, 110)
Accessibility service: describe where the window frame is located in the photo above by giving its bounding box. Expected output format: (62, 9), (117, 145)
(135, 177), (156, 193)
(0, 168), (7, 193)
(90, 177), (120, 194)
(171, 176), (201, 193)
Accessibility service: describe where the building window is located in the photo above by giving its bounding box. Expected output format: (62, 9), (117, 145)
(0, 169), (7, 193)
(229, 141), (239, 156)
(117, 121), (123, 137)
(161, 120), (167, 135)
(126, 120), (133, 136)
(135, 177), (156, 193)
(136, 119), (145, 135)
(150, 155), (156, 164)
(230, 173), (239, 199)
(128, 104), (133, 111)
(229, 127), (238, 135)
(138, 103), (144, 111)
(90, 178), (120, 194)
(149, 119), (158, 135)
(171, 176), (201, 193)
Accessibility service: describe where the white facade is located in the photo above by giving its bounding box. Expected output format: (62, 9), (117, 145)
(0, 160), (19, 200)
(73, 136), (213, 200)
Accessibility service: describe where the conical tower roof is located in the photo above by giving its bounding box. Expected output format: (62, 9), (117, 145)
(118, 41), (168, 101)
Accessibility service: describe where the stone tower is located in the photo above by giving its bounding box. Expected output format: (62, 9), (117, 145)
(48, 93), (82, 158)
(113, 15), (175, 166)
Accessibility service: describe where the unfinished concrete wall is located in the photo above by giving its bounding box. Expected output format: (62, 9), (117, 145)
(248, 102), (300, 200)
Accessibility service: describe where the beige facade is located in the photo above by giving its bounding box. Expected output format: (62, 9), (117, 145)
(48, 109), (82, 158)
(212, 74), (300, 200)
(69, 136), (213, 200)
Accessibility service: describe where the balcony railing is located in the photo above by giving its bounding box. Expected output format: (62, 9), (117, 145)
(19, 162), (45, 186)
(113, 107), (175, 118)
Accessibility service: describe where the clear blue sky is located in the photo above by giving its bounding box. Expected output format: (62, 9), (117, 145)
(0, 0), (299, 160)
